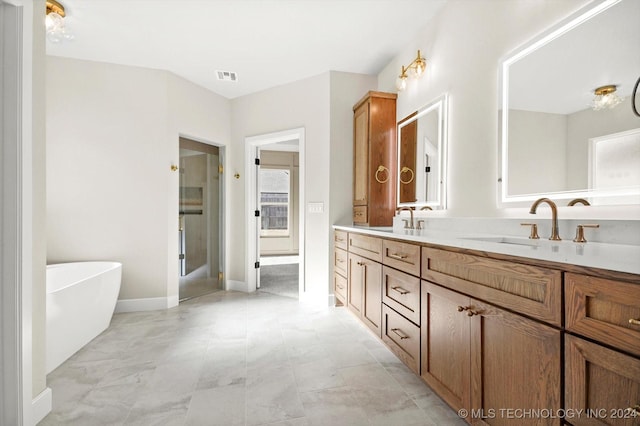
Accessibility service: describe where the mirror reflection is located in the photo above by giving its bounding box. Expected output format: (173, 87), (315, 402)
(397, 94), (448, 209)
(501, 0), (640, 204)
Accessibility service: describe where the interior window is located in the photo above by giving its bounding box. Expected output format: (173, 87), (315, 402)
(260, 168), (290, 236)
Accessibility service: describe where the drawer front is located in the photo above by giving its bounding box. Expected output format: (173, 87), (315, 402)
(334, 230), (348, 250)
(348, 233), (383, 262)
(383, 266), (420, 325)
(422, 247), (562, 326)
(383, 239), (420, 276)
(334, 247), (348, 277)
(334, 273), (347, 305)
(565, 335), (640, 426)
(353, 206), (368, 224)
(566, 273), (640, 357)
(382, 304), (420, 374)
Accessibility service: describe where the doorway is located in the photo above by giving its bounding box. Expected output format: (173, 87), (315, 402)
(245, 128), (305, 297)
(178, 137), (223, 301)
(258, 149), (300, 298)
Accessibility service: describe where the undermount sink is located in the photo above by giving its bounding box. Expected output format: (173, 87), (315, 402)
(461, 236), (549, 247)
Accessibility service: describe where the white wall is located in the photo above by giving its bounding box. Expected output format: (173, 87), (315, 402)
(230, 71), (375, 302)
(46, 57), (230, 304)
(377, 0), (594, 217)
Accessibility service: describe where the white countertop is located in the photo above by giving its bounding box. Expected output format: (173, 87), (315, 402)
(334, 225), (640, 275)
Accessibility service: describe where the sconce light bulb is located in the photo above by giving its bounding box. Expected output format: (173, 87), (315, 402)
(415, 60), (426, 77)
(396, 75), (407, 92)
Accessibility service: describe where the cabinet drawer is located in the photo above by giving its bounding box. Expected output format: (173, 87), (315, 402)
(382, 304), (420, 374)
(334, 273), (347, 305)
(334, 247), (347, 277)
(353, 206), (368, 224)
(383, 239), (420, 276)
(566, 273), (640, 357)
(565, 335), (640, 426)
(348, 233), (382, 262)
(334, 230), (348, 250)
(383, 266), (420, 325)
(422, 247), (562, 326)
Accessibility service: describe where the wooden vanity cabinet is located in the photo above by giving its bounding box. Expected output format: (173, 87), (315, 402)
(565, 335), (640, 426)
(421, 281), (562, 425)
(352, 91), (397, 226)
(347, 237), (382, 337)
(564, 273), (640, 425)
(333, 230), (348, 305)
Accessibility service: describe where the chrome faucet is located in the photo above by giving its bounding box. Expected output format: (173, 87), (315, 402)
(529, 198), (561, 241)
(396, 207), (414, 229)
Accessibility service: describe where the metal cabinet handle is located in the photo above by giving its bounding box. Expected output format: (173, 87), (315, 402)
(388, 253), (408, 260)
(356, 261), (365, 266)
(400, 166), (415, 184)
(457, 306), (478, 316)
(629, 318), (640, 326)
(336, 258), (344, 263)
(391, 286), (409, 295)
(391, 328), (409, 340)
(375, 165), (390, 184)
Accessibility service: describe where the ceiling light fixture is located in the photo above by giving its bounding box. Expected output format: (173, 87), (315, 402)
(395, 50), (427, 92)
(591, 84), (623, 111)
(45, 0), (73, 43)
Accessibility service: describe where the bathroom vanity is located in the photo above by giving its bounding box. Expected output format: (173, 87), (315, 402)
(333, 225), (640, 425)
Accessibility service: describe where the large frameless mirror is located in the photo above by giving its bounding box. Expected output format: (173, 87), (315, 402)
(397, 93), (448, 209)
(500, 0), (640, 205)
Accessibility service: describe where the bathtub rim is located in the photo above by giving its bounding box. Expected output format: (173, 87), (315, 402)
(46, 261), (122, 294)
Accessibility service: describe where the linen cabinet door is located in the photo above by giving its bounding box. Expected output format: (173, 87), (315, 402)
(420, 281), (471, 413)
(469, 300), (562, 426)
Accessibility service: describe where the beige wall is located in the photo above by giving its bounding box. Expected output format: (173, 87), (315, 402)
(46, 57), (230, 303)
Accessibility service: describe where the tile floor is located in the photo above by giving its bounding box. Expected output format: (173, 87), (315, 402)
(41, 291), (466, 426)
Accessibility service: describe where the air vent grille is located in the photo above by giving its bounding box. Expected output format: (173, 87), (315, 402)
(216, 70), (238, 82)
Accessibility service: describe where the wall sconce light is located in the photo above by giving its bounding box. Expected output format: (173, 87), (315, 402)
(395, 50), (427, 92)
(591, 84), (623, 111)
(46, 0), (74, 43)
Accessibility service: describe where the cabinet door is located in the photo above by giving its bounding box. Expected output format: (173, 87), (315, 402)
(353, 102), (369, 207)
(421, 281), (471, 413)
(362, 259), (382, 336)
(565, 335), (640, 426)
(348, 253), (364, 315)
(470, 300), (562, 426)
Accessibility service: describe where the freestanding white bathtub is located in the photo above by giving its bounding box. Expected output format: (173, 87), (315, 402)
(46, 261), (122, 373)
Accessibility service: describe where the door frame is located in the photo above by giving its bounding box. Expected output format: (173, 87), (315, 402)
(178, 134), (227, 291)
(1, 0), (33, 424)
(245, 128), (305, 295)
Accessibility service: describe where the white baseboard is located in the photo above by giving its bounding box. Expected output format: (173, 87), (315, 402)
(32, 387), (52, 425)
(227, 279), (249, 292)
(115, 296), (177, 313)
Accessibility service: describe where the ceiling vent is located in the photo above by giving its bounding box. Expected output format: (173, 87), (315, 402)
(216, 70), (238, 82)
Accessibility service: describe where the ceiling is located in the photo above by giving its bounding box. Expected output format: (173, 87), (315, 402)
(46, 0), (447, 99)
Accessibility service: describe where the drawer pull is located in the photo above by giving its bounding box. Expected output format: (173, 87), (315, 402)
(336, 284), (344, 290)
(336, 258), (344, 263)
(388, 252), (408, 260)
(457, 306), (478, 316)
(356, 261), (365, 266)
(630, 318), (640, 326)
(390, 328), (409, 340)
(391, 286), (410, 295)
(335, 238), (345, 242)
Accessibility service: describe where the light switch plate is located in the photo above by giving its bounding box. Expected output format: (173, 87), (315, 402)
(308, 202), (324, 213)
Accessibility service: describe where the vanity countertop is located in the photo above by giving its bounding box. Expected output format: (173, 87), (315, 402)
(334, 225), (640, 275)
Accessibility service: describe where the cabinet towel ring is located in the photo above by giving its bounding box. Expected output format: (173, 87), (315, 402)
(400, 166), (415, 184)
(375, 165), (390, 184)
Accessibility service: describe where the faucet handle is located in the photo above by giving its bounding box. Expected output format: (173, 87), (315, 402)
(573, 224), (599, 243)
(520, 223), (540, 240)
(402, 219), (410, 229)
(416, 220), (425, 230)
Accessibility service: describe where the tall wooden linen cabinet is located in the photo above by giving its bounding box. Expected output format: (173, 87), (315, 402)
(352, 91), (397, 226)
